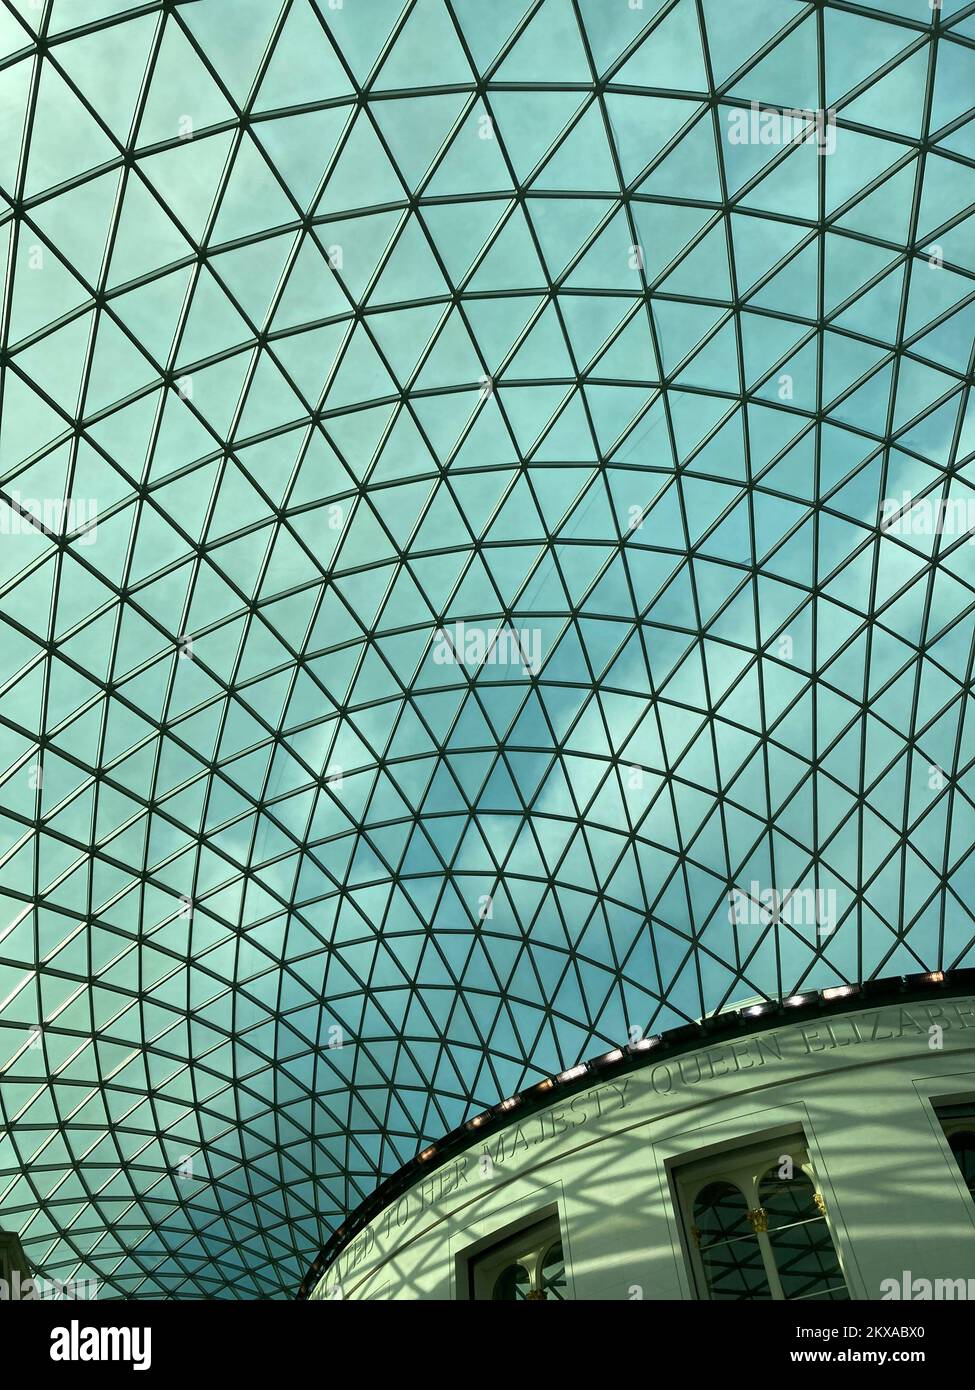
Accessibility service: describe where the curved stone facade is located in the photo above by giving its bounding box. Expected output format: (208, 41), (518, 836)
(310, 991), (975, 1300)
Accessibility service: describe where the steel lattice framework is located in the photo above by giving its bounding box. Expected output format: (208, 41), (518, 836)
(0, 0), (974, 1299)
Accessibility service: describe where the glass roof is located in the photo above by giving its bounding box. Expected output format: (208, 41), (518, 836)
(1, 0), (974, 1299)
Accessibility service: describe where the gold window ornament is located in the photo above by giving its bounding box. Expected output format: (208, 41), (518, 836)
(464, 1214), (568, 1301)
(676, 1135), (848, 1301)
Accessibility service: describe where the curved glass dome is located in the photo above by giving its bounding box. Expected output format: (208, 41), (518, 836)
(1, 0), (974, 1299)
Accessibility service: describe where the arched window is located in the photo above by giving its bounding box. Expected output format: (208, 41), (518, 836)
(538, 1241), (567, 1300)
(758, 1165), (847, 1300)
(676, 1135), (848, 1301)
(692, 1181), (772, 1300)
(491, 1262), (531, 1301)
(466, 1212), (568, 1300)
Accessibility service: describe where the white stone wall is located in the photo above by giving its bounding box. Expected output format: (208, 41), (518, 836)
(310, 996), (975, 1300)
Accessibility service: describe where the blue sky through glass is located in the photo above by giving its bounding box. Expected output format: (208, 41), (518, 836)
(0, 0), (974, 1297)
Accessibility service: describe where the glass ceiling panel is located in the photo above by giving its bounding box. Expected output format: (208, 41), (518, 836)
(0, 0), (973, 1297)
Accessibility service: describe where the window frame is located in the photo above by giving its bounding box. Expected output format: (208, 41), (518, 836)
(672, 1132), (848, 1302)
(457, 1202), (565, 1301)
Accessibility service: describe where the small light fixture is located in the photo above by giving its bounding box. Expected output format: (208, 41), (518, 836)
(586, 1047), (624, 1070)
(822, 985), (857, 1001)
(557, 1064), (586, 1083)
(418, 1145), (436, 1163)
(926, 971), (945, 984)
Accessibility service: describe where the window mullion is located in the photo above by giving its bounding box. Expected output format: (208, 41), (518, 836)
(756, 1228), (786, 1301)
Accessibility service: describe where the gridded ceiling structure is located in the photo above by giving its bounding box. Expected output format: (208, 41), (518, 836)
(0, 0), (974, 1300)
